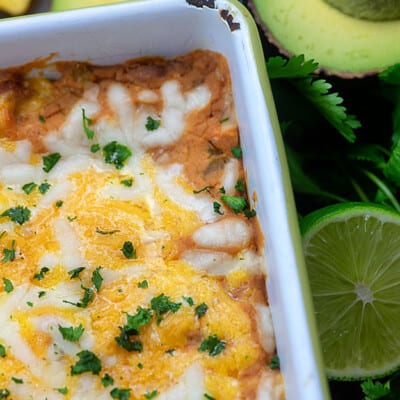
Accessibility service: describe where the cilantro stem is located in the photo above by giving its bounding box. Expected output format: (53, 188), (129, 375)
(348, 177), (370, 203)
(362, 169), (400, 212)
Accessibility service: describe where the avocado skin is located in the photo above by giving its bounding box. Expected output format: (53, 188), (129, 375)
(325, 0), (400, 21)
(249, 0), (400, 77)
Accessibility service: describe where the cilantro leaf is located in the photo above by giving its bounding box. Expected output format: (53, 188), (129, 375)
(91, 143), (100, 153)
(103, 141), (132, 169)
(0, 344), (6, 357)
(2, 240), (15, 263)
(39, 182), (51, 194)
(195, 303), (208, 318)
(70, 350), (101, 375)
(269, 355), (280, 369)
(33, 267), (50, 281)
(220, 195), (248, 214)
(1, 206), (31, 225)
(234, 178), (245, 193)
(54, 387), (68, 395)
(42, 153), (61, 172)
(96, 228), (120, 235)
(121, 241), (137, 259)
(11, 377), (23, 384)
(101, 373), (114, 387)
(231, 146), (242, 159)
(183, 296), (194, 306)
(361, 378), (391, 400)
(82, 108), (95, 139)
(92, 266), (103, 292)
(110, 388), (131, 400)
(22, 182), (37, 194)
(204, 394), (216, 400)
(68, 266), (86, 279)
(58, 324), (84, 342)
(379, 64), (400, 85)
(144, 390), (158, 399)
(138, 280), (148, 289)
(198, 334), (226, 356)
(213, 201), (223, 215)
(3, 278), (13, 293)
(0, 389), (10, 399)
(267, 55), (318, 79)
(63, 285), (94, 308)
(145, 116), (161, 131)
(121, 178), (133, 187)
(150, 294), (181, 322)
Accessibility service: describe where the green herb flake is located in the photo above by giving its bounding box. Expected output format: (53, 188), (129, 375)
(33, 267), (50, 281)
(55, 200), (63, 208)
(0, 389), (10, 399)
(96, 228), (120, 235)
(195, 303), (208, 318)
(26, 301), (33, 307)
(54, 387), (68, 395)
(42, 153), (61, 173)
(70, 350), (101, 375)
(82, 108), (95, 140)
(165, 349), (175, 356)
(144, 390), (158, 399)
(101, 373), (114, 387)
(145, 116), (161, 131)
(361, 378), (391, 400)
(22, 182), (37, 195)
(92, 266), (103, 292)
(0, 344), (6, 358)
(198, 334), (226, 356)
(220, 195), (247, 214)
(11, 377), (23, 384)
(231, 146), (242, 159)
(121, 241), (137, 259)
(39, 114), (46, 123)
(38, 182), (51, 194)
(183, 296), (194, 306)
(38, 291), (46, 298)
(213, 202), (224, 215)
(1, 206), (31, 225)
(138, 280), (148, 289)
(110, 387), (131, 400)
(121, 178), (133, 187)
(234, 178), (245, 193)
(137, 362), (143, 369)
(204, 394), (216, 400)
(90, 143), (100, 153)
(58, 324), (84, 342)
(269, 355), (280, 369)
(2, 240), (16, 263)
(244, 208), (257, 219)
(193, 185), (214, 194)
(103, 141), (132, 169)
(63, 285), (94, 308)
(219, 186), (226, 194)
(150, 294), (181, 323)
(219, 117), (229, 123)
(68, 266), (86, 279)
(3, 278), (13, 293)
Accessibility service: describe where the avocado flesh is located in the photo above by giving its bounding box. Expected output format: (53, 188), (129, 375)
(326, 0), (400, 21)
(250, 0), (400, 76)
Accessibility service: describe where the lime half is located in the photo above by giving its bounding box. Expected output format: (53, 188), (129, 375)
(301, 202), (400, 380)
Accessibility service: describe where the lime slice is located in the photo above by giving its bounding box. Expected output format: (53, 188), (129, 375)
(301, 202), (400, 380)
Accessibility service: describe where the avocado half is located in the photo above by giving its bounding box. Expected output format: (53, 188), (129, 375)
(249, 0), (400, 77)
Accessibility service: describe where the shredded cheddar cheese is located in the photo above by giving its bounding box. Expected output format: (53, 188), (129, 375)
(0, 50), (284, 400)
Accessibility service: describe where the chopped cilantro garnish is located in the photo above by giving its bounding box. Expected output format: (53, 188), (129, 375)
(195, 303), (208, 318)
(121, 178), (133, 187)
(219, 117), (229, 123)
(213, 201), (224, 215)
(58, 324), (84, 342)
(103, 141), (132, 169)
(11, 377), (23, 384)
(92, 267), (103, 292)
(145, 116), (161, 131)
(27, 301), (33, 307)
(121, 241), (137, 259)
(63, 285), (94, 308)
(183, 296), (194, 306)
(0, 389), (10, 399)
(165, 349), (175, 356)
(144, 390), (158, 399)
(68, 266), (85, 279)
(234, 178), (245, 193)
(2, 240), (15, 263)
(0, 344), (6, 357)
(3, 278), (13, 293)
(138, 280), (148, 289)
(22, 182), (37, 194)
(231, 146), (242, 159)
(150, 294), (181, 323)
(33, 267), (50, 281)
(244, 208), (257, 219)
(55, 200), (63, 207)
(204, 394), (216, 400)
(67, 215), (77, 222)
(82, 108), (95, 139)
(38, 114), (46, 123)
(54, 387), (68, 395)
(269, 355), (280, 369)
(38, 291), (46, 298)
(96, 228), (120, 235)
(90, 143), (100, 153)
(39, 182), (51, 194)
(198, 334), (226, 356)
(110, 388), (131, 400)
(137, 362), (143, 369)
(70, 350), (101, 375)
(1, 206), (31, 225)
(42, 153), (61, 173)
(361, 378), (391, 400)
(220, 195), (247, 214)
(193, 185), (214, 194)
(219, 186), (226, 194)
(101, 373), (114, 387)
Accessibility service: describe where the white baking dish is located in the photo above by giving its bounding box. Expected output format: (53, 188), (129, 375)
(0, 1), (330, 398)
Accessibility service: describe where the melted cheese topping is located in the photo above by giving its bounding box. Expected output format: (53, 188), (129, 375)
(0, 51), (284, 400)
